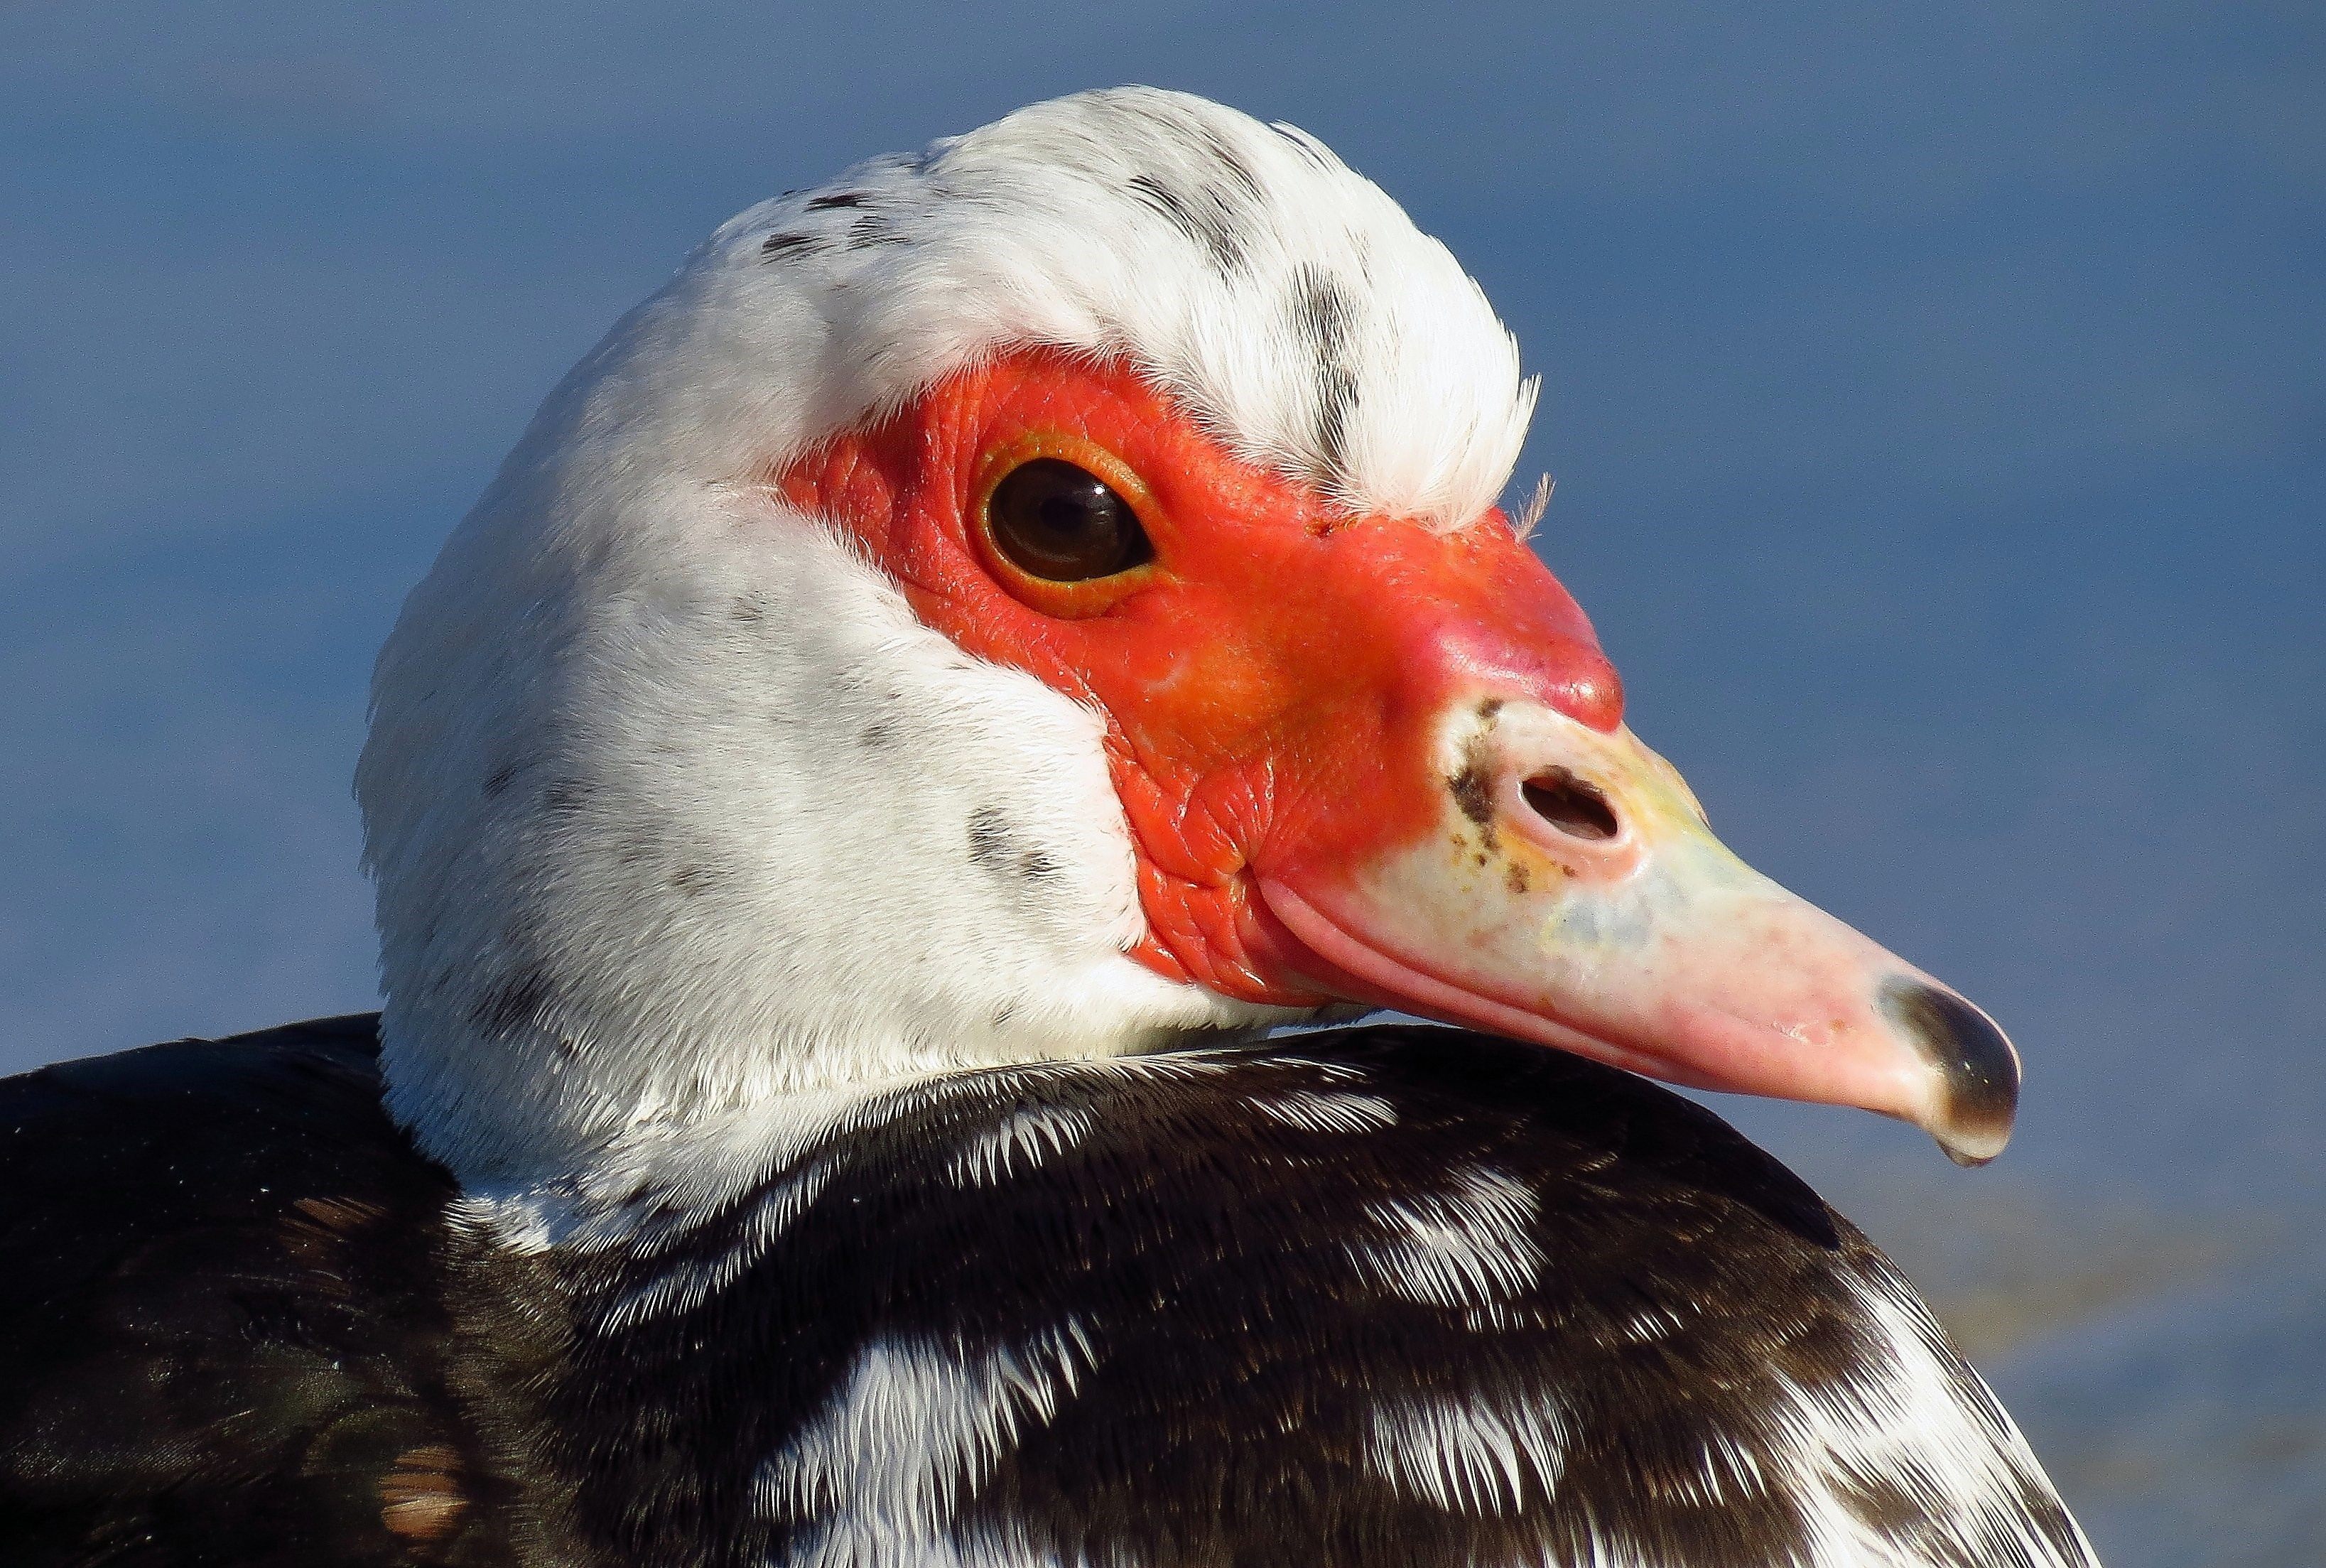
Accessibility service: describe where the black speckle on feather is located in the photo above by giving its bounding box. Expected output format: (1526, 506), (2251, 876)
(469, 970), (551, 1041)
(1128, 173), (1248, 274)
(1270, 121), (1332, 170)
(1287, 264), (1361, 480)
(759, 232), (818, 261)
(845, 213), (910, 250)
(1186, 119), (1266, 205)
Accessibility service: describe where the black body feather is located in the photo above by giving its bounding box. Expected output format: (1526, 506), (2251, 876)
(0, 1017), (2088, 1567)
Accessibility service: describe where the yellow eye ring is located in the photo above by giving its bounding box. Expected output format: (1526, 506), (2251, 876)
(970, 431), (1166, 618)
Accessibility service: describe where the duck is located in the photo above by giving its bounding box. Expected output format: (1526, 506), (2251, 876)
(0, 88), (2095, 1568)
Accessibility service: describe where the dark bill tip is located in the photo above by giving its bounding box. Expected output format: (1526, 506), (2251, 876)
(1880, 976), (2022, 1167)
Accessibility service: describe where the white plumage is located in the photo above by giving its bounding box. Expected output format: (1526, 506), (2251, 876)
(359, 87), (1528, 1211)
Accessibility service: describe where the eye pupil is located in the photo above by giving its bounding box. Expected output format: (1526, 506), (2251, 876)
(987, 458), (1153, 584)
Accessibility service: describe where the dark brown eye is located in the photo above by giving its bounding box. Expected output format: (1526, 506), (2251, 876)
(986, 458), (1154, 583)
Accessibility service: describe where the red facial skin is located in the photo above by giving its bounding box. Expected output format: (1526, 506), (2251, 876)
(775, 349), (1621, 1007)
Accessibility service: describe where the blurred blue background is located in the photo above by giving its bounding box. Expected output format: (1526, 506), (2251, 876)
(1, 4), (2318, 1561)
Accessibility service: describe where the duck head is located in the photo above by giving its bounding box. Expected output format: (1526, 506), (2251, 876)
(357, 89), (2017, 1215)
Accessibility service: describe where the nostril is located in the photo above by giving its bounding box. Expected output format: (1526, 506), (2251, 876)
(1521, 769), (1620, 842)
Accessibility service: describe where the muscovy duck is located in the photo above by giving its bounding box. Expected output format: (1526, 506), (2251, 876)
(0, 88), (2094, 1568)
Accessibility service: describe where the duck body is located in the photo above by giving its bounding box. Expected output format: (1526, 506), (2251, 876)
(2, 87), (2097, 1565)
(0, 1016), (2087, 1567)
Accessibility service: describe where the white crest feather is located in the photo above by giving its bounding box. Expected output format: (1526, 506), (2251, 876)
(1513, 472), (1554, 541)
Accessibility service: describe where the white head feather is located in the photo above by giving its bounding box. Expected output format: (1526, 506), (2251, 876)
(356, 87), (1535, 1219)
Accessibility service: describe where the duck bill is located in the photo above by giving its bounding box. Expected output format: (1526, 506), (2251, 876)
(1255, 701), (2021, 1165)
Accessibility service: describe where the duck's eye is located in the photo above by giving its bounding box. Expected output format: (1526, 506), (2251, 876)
(986, 458), (1154, 583)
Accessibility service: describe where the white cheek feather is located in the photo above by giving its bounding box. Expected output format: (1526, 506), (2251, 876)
(367, 488), (1288, 1211)
(757, 1321), (1098, 1564)
(1351, 1164), (1545, 1308)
